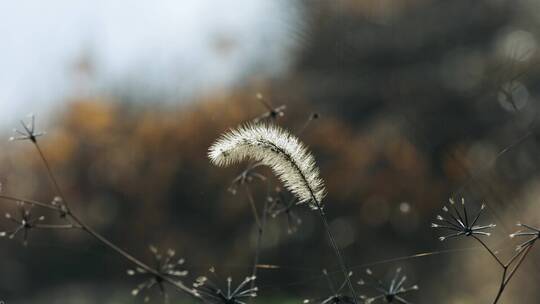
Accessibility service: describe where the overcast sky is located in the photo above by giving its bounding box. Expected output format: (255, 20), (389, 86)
(0, 0), (303, 126)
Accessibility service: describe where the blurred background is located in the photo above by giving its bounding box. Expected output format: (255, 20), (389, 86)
(1, 0), (540, 303)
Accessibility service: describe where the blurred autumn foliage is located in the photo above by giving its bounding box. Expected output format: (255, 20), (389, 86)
(3, 0), (540, 303)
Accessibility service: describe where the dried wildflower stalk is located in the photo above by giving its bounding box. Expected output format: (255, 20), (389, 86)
(236, 109), (318, 297)
(209, 123), (358, 303)
(228, 163), (268, 296)
(194, 267), (258, 304)
(0, 201), (78, 246)
(303, 269), (357, 304)
(267, 186), (302, 234)
(432, 198), (538, 304)
(127, 246), (189, 303)
(252, 93), (286, 124)
(1, 115), (199, 301)
(358, 268), (418, 304)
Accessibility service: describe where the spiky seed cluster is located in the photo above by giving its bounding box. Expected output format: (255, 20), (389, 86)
(303, 294), (356, 304)
(9, 113), (45, 143)
(252, 93), (286, 123)
(267, 187), (302, 234)
(0, 202), (44, 246)
(358, 268), (418, 304)
(227, 162), (266, 195)
(208, 123), (326, 209)
(51, 196), (69, 218)
(194, 271), (258, 304)
(253, 105), (286, 123)
(127, 246), (188, 303)
(303, 269), (356, 304)
(510, 223), (540, 251)
(432, 198), (496, 241)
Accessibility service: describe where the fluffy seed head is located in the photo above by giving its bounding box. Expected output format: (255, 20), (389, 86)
(209, 123), (326, 208)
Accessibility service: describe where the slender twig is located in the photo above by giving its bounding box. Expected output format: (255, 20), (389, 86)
(504, 245), (528, 268)
(312, 199), (359, 303)
(504, 243), (534, 284)
(34, 223), (81, 229)
(491, 268), (508, 304)
(0, 195), (59, 212)
(5, 140), (200, 299)
(34, 143), (70, 209)
(254, 139), (359, 302)
(254, 199), (268, 278)
(68, 212), (197, 296)
(471, 236), (536, 304)
(244, 185), (262, 232)
(265, 142), (359, 302)
(472, 236), (504, 268)
(243, 184), (268, 297)
(265, 141), (359, 302)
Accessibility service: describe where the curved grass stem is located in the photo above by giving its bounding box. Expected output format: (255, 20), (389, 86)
(313, 199), (359, 304)
(243, 184), (268, 299)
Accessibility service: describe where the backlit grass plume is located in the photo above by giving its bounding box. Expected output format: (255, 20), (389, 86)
(209, 123), (358, 302)
(208, 123), (326, 209)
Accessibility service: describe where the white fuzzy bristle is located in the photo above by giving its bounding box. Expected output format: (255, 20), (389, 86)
(208, 123), (326, 208)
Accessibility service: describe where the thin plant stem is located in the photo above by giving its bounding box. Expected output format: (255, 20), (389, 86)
(34, 143), (70, 209)
(0, 195), (59, 212)
(492, 268), (508, 304)
(243, 184), (268, 296)
(244, 185), (262, 231)
(471, 236), (536, 304)
(34, 223), (81, 229)
(252, 138), (358, 302)
(504, 243), (534, 284)
(504, 245), (528, 268)
(67, 212), (197, 296)
(313, 199), (359, 304)
(264, 140), (358, 303)
(15, 140), (200, 299)
(472, 236), (504, 267)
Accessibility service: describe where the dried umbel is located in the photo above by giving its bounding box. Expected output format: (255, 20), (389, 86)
(358, 268), (418, 304)
(9, 113), (45, 143)
(127, 246), (188, 303)
(267, 186), (302, 234)
(430, 198), (538, 304)
(431, 198), (496, 241)
(193, 268), (258, 304)
(2, 114), (200, 302)
(510, 223), (540, 251)
(303, 270), (357, 304)
(0, 202), (44, 246)
(208, 123), (326, 209)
